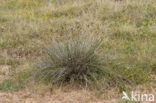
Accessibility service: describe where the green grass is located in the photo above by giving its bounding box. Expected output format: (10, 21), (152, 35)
(0, 79), (24, 91)
(35, 34), (132, 88)
(118, 100), (136, 103)
(0, 58), (5, 65)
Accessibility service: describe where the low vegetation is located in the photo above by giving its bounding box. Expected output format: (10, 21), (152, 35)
(0, 79), (24, 91)
(36, 34), (132, 89)
(0, 0), (155, 102)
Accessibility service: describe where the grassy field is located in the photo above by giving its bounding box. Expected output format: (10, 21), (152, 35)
(0, 0), (156, 102)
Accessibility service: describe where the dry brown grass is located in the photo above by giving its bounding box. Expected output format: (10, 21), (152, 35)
(0, 88), (118, 103)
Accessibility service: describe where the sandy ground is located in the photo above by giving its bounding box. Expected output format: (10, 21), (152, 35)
(0, 89), (118, 103)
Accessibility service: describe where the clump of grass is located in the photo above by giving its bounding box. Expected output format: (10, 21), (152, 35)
(35, 34), (132, 89)
(36, 35), (103, 83)
(0, 79), (24, 91)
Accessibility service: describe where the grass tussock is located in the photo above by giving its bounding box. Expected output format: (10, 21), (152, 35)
(36, 35), (104, 84)
(35, 35), (135, 90)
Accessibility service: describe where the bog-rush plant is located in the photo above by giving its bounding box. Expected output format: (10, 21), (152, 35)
(36, 34), (131, 88)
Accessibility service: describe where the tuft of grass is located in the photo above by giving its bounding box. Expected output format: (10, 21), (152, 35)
(36, 35), (104, 84)
(0, 79), (24, 91)
(35, 34), (134, 89)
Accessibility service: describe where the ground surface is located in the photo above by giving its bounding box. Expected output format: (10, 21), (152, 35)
(0, 90), (116, 103)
